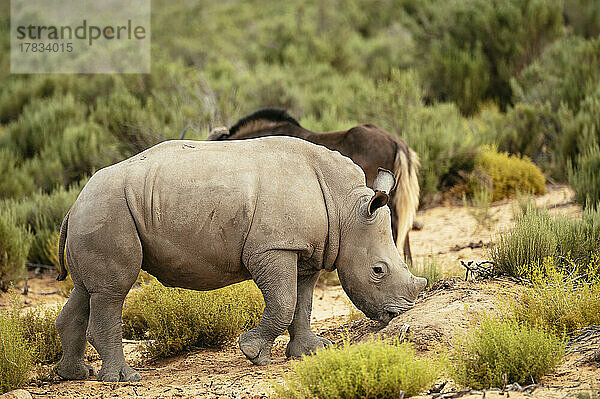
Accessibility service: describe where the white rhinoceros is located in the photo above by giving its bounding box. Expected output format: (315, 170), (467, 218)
(54, 136), (426, 382)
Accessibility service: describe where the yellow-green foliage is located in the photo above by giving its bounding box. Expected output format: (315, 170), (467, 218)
(509, 257), (600, 335)
(0, 305), (33, 394)
(19, 304), (63, 364)
(450, 316), (564, 389)
(0, 209), (32, 290)
(122, 279), (264, 358)
(274, 339), (439, 398)
(490, 205), (600, 278)
(476, 148), (546, 201)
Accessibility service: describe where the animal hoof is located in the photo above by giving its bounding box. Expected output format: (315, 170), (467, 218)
(286, 334), (332, 358)
(56, 361), (96, 380)
(97, 364), (141, 382)
(239, 331), (272, 366)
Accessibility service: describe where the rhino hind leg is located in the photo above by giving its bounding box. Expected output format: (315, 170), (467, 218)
(66, 204), (143, 382)
(239, 250), (298, 366)
(286, 271), (332, 358)
(87, 293), (140, 382)
(55, 286), (96, 380)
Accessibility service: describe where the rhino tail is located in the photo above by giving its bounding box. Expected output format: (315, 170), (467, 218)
(392, 141), (420, 257)
(56, 209), (70, 281)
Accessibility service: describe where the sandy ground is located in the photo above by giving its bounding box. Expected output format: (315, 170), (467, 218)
(2, 185), (598, 398)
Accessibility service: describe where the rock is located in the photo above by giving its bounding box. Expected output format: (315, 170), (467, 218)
(0, 389), (32, 399)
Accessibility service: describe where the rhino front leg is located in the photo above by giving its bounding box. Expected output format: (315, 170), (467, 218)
(286, 271), (332, 358)
(239, 250), (297, 366)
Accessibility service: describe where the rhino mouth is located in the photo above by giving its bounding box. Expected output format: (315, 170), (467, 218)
(380, 299), (415, 324)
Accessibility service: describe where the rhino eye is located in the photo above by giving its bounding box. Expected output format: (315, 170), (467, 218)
(372, 266), (384, 275)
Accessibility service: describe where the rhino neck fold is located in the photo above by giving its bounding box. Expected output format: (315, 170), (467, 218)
(315, 169), (340, 272)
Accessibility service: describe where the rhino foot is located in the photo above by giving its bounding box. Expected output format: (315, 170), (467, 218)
(286, 334), (332, 358)
(239, 331), (273, 366)
(56, 361), (96, 380)
(97, 363), (141, 382)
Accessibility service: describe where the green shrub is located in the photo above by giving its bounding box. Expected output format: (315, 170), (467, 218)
(122, 279), (264, 357)
(413, 0), (563, 114)
(513, 36), (600, 114)
(569, 143), (600, 210)
(0, 304), (33, 394)
(491, 102), (561, 173)
(476, 148), (546, 201)
(0, 148), (36, 199)
(19, 303), (63, 364)
(404, 103), (479, 199)
(0, 209), (32, 290)
(450, 316), (564, 389)
(274, 339), (439, 398)
(0, 94), (86, 159)
(490, 205), (600, 277)
(563, 0), (600, 39)
(560, 83), (600, 179)
(509, 257), (600, 335)
(3, 181), (83, 265)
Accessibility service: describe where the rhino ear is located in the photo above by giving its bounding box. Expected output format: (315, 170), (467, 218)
(206, 126), (230, 141)
(366, 168), (396, 215)
(373, 168), (396, 192)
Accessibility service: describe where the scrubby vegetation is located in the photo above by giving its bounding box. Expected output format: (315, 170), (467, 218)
(0, 297), (63, 393)
(508, 257), (600, 335)
(274, 339), (439, 398)
(122, 279), (264, 358)
(450, 316), (564, 389)
(0, 304), (33, 394)
(0, 0), (599, 394)
(490, 205), (600, 278)
(476, 148), (546, 201)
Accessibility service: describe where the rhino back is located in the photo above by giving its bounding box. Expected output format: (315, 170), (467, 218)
(89, 137), (357, 289)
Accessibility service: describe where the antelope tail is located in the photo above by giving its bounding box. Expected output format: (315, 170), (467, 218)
(392, 143), (420, 256)
(56, 210), (70, 281)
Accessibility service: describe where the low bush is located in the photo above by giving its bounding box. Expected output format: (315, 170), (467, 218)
(559, 82), (600, 180)
(0, 148), (36, 199)
(19, 304), (63, 364)
(509, 257), (600, 335)
(569, 143), (600, 210)
(274, 339), (439, 398)
(563, 0), (600, 38)
(0, 209), (32, 290)
(450, 316), (564, 389)
(3, 181), (84, 265)
(122, 279), (264, 358)
(490, 205), (600, 278)
(513, 36), (600, 114)
(0, 304), (33, 394)
(413, 0), (563, 115)
(475, 147), (546, 201)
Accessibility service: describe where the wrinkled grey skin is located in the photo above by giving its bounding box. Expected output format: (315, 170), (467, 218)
(54, 137), (427, 382)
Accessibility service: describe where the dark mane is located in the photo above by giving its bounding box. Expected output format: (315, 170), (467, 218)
(228, 108), (300, 137)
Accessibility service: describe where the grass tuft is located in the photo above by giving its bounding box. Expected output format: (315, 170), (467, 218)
(274, 338), (439, 398)
(508, 257), (600, 335)
(122, 279), (264, 358)
(0, 301), (33, 394)
(449, 316), (564, 389)
(490, 205), (600, 278)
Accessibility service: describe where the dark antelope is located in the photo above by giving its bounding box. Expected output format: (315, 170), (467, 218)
(207, 108), (420, 264)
